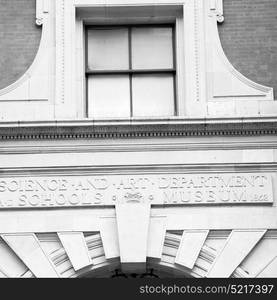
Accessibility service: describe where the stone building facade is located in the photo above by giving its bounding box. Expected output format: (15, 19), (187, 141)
(0, 0), (276, 278)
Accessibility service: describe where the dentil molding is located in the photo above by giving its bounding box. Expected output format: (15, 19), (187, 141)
(0, 118), (276, 140)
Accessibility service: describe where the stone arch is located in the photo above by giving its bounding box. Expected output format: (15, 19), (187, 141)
(0, 228), (276, 278)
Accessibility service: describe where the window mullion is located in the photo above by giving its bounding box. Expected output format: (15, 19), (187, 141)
(172, 25), (177, 116)
(128, 26), (133, 118)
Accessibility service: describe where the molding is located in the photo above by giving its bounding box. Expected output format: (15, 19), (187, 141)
(0, 228), (276, 278)
(264, 230), (277, 239)
(74, 0), (186, 6)
(49, 247), (73, 277)
(2, 140), (277, 155)
(194, 0), (200, 102)
(1, 164), (277, 177)
(198, 245), (216, 265)
(56, 0), (66, 105)
(207, 230), (231, 239)
(0, 118), (276, 140)
(232, 266), (250, 278)
(164, 231), (182, 250)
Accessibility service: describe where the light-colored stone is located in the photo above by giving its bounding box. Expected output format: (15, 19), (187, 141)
(116, 203), (151, 272)
(175, 230), (209, 269)
(58, 232), (92, 271)
(236, 233), (277, 277)
(1, 234), (59, 277)
(0, 172), (272, 209)
(0, 0), (275, 278)
(207, 230), (266, 278)
(163, 207), (277, 230)
(147, 216), (167, 259)
(100, 217), (120, 259)
(256, 256), (277, 278)
(0, 0), (274, 119)
(0, 239), (29, 277)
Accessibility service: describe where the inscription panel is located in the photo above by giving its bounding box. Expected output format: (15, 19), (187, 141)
(0, 173), (273, 209)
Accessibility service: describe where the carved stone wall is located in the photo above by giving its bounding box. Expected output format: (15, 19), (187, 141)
(0, 0), (276, 278)
(0, 0), (276, 94)
(0, 228), (276, 277)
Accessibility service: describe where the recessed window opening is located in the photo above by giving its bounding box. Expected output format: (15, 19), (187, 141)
(85, 24), (176, 119)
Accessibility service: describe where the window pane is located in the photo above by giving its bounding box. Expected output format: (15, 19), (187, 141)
(132, 74), (175, 117)
(132, 27), (173, 69)
(88, 75), (130, 118)
(87, 28), (129, 70)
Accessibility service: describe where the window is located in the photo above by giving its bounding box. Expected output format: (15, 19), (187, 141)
(86, 25), (176, 119)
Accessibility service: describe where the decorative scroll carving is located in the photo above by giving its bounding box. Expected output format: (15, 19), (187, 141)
(0, 120), (276, 140)
(0, 173), (273, 209)
(210, 0), (224, 23)
(124, 192), (143, 203)
(36, 0), (49, 26)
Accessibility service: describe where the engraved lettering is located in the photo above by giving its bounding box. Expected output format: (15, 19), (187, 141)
(159, 177), (170, 189)
(57, 194), (66, 205)
(207, 190), (216, 202)
(0, 173), (272, 208)
(233, 191), (246, 202)
(29, 195), (40, 206)
(163, 191), (174, 203)
(94, 193), (103, 204)
(8, 180), (19, 192)
(194, 191), (203, 202)
(0, 181), (6, 192)
(219, 190), (231, 202)
(48, 180), (58, 192)
(69, 194), (80, 205)
(19, 195), (27, 206)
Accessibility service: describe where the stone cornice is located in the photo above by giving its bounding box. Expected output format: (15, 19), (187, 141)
(2, 163), (277, 176)
(0, 118), (276, 140)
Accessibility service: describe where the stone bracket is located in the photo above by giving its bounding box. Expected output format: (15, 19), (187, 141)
(36, 0), (49, 26)
(210, 0), (224, 23)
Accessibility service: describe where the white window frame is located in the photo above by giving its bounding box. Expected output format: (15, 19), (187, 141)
(75, 5), (185, 120)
